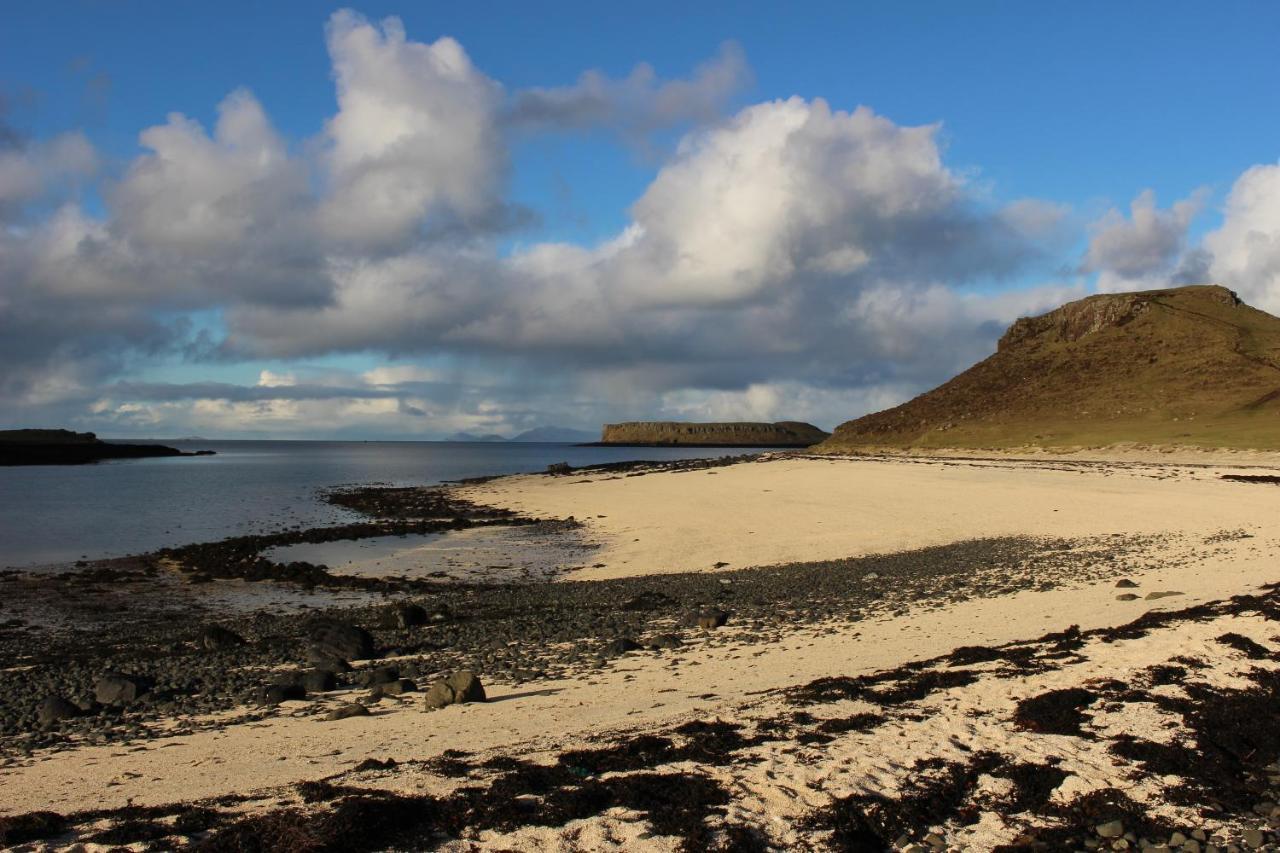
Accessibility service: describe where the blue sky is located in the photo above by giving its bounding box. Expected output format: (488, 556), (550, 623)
(2, 3), (1279, 437)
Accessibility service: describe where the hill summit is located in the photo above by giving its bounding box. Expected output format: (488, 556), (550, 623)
(818, 284), (1280, 451)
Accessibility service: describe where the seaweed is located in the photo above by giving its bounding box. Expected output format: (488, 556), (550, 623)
(1216, 632), (1271, 659)
(0, 810), (68, 846)
(805, 752), (1003, 850)
(1012, 688), (1097, 737)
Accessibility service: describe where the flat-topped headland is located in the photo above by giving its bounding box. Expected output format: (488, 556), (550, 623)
(0, 429), (214, 466)
(596, 420), (829, 447)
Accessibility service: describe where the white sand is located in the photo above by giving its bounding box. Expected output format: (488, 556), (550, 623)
(6, 452), (1280, 850)
(459, 453), (1280, 580)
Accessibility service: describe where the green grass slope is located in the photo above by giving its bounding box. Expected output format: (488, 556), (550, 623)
(818, 285), (1280, 451)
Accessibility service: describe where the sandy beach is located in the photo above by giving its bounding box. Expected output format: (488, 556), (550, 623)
(5, 451), (1280, 850)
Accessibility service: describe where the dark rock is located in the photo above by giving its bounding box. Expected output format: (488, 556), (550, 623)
(388, 604), (428, 629)
(302, 669), (338, 693)
(648, 633), (684, 650)
(36, 695), (80, 727)
(696, 608), (730, 630)
(94, 673), (150, 706)
(446, 670), (485, 702)
(424, 670), (486, 709)
(622, 591), (675, 611)
(382, 678), (417, 696)
(325, 703), (370, 721)
(1115, 579), (1139, 589)
(200, 625), (246, 651)
(308, 620), (376, 662)
(257, 684), (306, 706)
(603, 638), (642, 656)
(547, 462), (572, 475)
(364, 665), (400, 686)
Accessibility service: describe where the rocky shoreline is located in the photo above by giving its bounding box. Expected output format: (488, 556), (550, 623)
(3, 454), (1280, 850)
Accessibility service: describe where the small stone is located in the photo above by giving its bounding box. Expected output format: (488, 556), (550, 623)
(1098, 821), (1125, 839)
(1242, 829), (1264, 849)
(1117, 593), (1141, 601)
(325, 703), (370, 721)
(1182, 840), (1201, 853)
(864, 573), (880, 580)
(1115, 579), (1139, 588)
(1146, 590), (1185, 600)
(924, 833), (945, 848)
(1170, 834), (1188, 847)
(1192, 831), (1206, 842)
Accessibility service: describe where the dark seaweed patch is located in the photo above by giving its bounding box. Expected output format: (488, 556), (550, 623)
(1221, 474), (1280, 485)
(560, 720), (762, 775)
(1012, 688), (1097, 737)
(1141, 664), (1188, 686)
(817, 712), (885, 736)
(0, 810), (68, 846)
(85, 818), (173, 846)
(806, 753), (1002, 850)
(995, 788), (1175, 852)
(991, 762), (1068, 814)
(1216, 632), (1271, 659)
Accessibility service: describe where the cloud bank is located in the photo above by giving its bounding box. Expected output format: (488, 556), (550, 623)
(2, 10), (1277, 438)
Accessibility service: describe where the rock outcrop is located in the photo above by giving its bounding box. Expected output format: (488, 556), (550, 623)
(817, 285), (1280, 451)
(0, 429), (214, 466)
(599, 421), (829, 447)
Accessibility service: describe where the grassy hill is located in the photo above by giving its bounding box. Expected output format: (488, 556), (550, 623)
(817, 285), (1280, 451)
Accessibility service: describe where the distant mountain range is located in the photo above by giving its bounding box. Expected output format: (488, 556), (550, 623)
(444, 426), (597, 443)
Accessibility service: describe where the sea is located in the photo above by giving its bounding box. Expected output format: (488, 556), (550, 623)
(0, 440), (757, 569)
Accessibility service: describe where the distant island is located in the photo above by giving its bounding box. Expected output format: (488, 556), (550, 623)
(596, 421), (830, 447)
(0, 429), (216, 466)
(817, 284), (1280, 451)
(444, 426), (597, 443)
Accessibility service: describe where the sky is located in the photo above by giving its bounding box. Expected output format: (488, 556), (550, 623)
(2, 2), (1280, 439)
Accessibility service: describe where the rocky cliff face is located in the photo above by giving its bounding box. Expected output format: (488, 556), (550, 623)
(600, 421), (830, 447)
(817, 284), (1280, 451)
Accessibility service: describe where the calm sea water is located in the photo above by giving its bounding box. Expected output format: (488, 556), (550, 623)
(0, 440), (757, 569)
